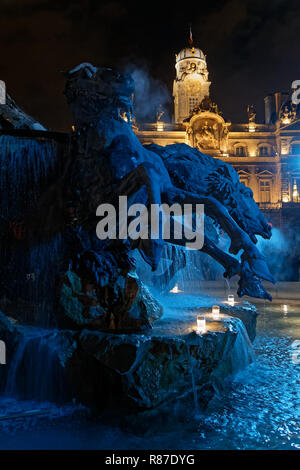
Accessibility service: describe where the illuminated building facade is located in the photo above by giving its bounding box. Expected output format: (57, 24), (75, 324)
(135, 43), (300, 228)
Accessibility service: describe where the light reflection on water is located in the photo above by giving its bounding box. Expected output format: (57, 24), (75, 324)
(194, 303), (300, 450)
(0, 302), (299, 450)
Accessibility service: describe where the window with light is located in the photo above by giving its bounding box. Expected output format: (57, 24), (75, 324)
(260, 180), (271, 203)
(259, 146), (269, 156)
(236, 146), (246, 157)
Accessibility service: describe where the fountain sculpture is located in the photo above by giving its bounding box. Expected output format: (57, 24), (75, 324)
(0, 63), (274, 410)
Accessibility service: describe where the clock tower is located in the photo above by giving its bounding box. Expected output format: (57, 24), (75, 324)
(173, 42), (211, 123)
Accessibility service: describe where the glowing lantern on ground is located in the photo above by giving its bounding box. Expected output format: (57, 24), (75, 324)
(228, 294), (235, 306)
(212, 305), (220, 320)
(196, 315), (206, 335)
(169, 283), (183, 294)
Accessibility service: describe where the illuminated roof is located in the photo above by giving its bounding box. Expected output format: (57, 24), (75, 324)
(176, 47), (206, 62)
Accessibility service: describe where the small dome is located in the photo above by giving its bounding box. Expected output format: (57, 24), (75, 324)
(176, 47), (206, 62)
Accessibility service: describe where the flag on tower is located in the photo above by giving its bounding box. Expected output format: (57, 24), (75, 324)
(189, 25), (193, 46)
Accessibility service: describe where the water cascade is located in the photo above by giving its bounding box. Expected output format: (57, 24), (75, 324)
(228, 319), (255, 373)
(2, 327), (72, 403)
(135, 243), (225, 293)
(0, 135), (61, 219)
(0, 135), (67, 326)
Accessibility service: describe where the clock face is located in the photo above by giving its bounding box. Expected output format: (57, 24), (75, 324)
(186, 80), (202, 94)
(190, 62), (196, 71)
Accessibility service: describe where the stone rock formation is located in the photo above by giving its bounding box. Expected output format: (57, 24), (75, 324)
(0, 308), (255, 410)
(196, 301), (258, 342)
(59, 268), (162, 331)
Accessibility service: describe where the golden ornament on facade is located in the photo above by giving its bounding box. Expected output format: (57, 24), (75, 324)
(186, 80), (202, 94)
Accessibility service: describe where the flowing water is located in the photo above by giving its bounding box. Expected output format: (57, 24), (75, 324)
(228, 318), (256, 373)
(0, 135), (60, 219)
(0, 135), (66, 327)
(3, 328), (71, 402)
(0, 300), (299, 450)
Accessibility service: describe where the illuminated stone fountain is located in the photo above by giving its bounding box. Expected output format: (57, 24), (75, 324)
(0, 63), (273, 411)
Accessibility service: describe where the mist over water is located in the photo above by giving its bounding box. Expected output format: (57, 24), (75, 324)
(124, 64), (171, 123)
(257, 227), (285, 253)
(257, 227), (300, 281)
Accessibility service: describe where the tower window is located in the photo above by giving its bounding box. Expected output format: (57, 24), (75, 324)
(189, 97), (199, 114)
(260, 180), (271, 203)
(259, 146), (269, 156)
(235, 146), (246, 157)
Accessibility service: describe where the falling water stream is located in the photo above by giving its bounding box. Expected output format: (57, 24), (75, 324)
(2, 328), (72, 403)
(0, 135), (60, 219)
(188, 348), (200, 417)
(224, 277), (231, 295)
(0, 135), (66, 327)
(228, 319), (255, 373)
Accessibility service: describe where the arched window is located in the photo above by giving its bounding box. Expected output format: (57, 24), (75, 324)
(259, 146), (269, 156)
(235, 146), (247, 156)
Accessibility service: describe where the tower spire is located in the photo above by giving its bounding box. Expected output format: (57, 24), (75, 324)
(189, 24), (193, 46)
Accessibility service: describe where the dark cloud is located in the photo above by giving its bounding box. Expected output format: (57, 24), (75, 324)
(194, 0), (300, 121)
(0, 0), (299, 130)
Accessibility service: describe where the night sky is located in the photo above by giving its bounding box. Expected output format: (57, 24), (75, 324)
(1, 0), (300, 131)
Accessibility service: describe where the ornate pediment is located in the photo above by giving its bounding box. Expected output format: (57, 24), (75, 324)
(255, 169), (274, 177)
(186, 104), (230, 153)
(237, 169), (251, 177)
